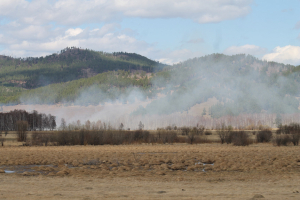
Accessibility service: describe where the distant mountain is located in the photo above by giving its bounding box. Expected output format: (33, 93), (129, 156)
(0, 47), (166, 89)
(133, 54), (300, 117)
(1, 52), (300, 118)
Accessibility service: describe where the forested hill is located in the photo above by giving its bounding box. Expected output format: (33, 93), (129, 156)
(2, 52), (300, 119)
(132, 54), (300, 117)
(0, 47), (166, 89)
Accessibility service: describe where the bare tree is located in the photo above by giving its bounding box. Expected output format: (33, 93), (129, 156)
(60, 118), (67, 130)
(218, 124), (233, 144)
(85, 120), (91, 130)
(138, 121), (144, 130)
(17, 121), (28, 142)
(50, 116), (56, 130)
(181, 127), (190, 136)
(76, 120), (81, 130)
(119, 123), (124, 130)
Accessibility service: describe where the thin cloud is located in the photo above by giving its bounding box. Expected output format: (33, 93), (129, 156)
(157, 49), (203, 64)
(0, 24), (202, 64)
(186, 38), (204, 44)
(224, 45), (267, 57)
(262, 45), (300, 66)
(0, 0), (253, 25)
(0, 0), (253, 62)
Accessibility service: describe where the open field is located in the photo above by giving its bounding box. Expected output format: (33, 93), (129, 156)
(1, 144), (300, 199)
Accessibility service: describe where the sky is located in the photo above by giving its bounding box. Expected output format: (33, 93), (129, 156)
(0, 0), (299, 65)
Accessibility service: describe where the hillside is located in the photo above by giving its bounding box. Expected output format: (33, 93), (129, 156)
(133, 54), (300, 117)
(18, 70), (152, 105)
(0, 47), (166, 104)
(1, 52), (300, 118)
(0, 47), (165, 89)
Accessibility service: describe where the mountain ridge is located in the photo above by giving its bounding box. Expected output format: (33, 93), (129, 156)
(1, 49), (300, 119)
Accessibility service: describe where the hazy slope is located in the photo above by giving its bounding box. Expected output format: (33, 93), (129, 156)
(133, 54), (300, 117)
(2, 52), (300, 120)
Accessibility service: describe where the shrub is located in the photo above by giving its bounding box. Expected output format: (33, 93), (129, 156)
(16, 121), (28, 142)
(181, 127), (190, 136)
(218, 130), (227, 144)
(194, 136), (209, 144)
(204, 131), (212, 135)
(232, 131), (249, 146)
(26, 129), (208, 146)
(291, 133), (300, 146)
(256, 130), (272, 143)
(225, 131), (235, 144)
(186, 127), (203, 144)
(277, 123), (300, 134)
(276, 129), (281, 134)
(0, 138), (4, 146)
(186, 133), (196, 144)
(103, 131), (125, 145)
(258, 125), (271, 131)
(155, 131), (177, 144)
(218, 125), (234, 144)
(175, 136), (186, 143)
(274, 135), (291, 146)
(30, 129), (171, 146)
(31, 132), (53, 146)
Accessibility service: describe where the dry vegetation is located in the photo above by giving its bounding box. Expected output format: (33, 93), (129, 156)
(1, 144), (300, 199)
(1, 124), (300, 199)
(1, 143), (300, 175)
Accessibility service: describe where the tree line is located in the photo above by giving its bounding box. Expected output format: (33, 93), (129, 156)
(0, 110), (56, 131)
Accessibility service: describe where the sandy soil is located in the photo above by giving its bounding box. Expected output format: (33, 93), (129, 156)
(1, 144), (300, 199)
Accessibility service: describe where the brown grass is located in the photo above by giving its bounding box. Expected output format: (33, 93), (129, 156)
(1, 143), (300, 199)
(0, 143), (300, 175)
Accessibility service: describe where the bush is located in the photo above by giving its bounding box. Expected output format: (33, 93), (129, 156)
(277, 123), (300, 134)
(16, 121), (28, 142)
(276, 129), (281, 134)
(155, 131), (177, 144)
(217, 125), (234, 144)
(30, 129), (178, 146)
(181, 127), (190, 136)
(232, 131), (249, 146)
(194, 136), (209, 144)
(204, 131), (212, 135)
(218, 130), (227, 144)
(258, 125), (271, 131)
(274, 135), (291, 146)
(225, 131), (236, 144)
(0, 138), (4, 146)
(256, 130), (273, 143)
(31, 132), (52, 146)
(291, 133), (300, 146)
(218, 130), (250, 146)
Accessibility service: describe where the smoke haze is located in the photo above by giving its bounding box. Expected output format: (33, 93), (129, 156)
(2, 54), (300, 130)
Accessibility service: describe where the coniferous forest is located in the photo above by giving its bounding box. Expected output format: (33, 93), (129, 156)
(1, 47), (300, 119)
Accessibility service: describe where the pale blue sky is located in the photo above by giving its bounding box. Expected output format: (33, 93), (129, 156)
(0, 0), (299, 65)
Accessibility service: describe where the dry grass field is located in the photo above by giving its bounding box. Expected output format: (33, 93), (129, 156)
(1, 143), (300, 199)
